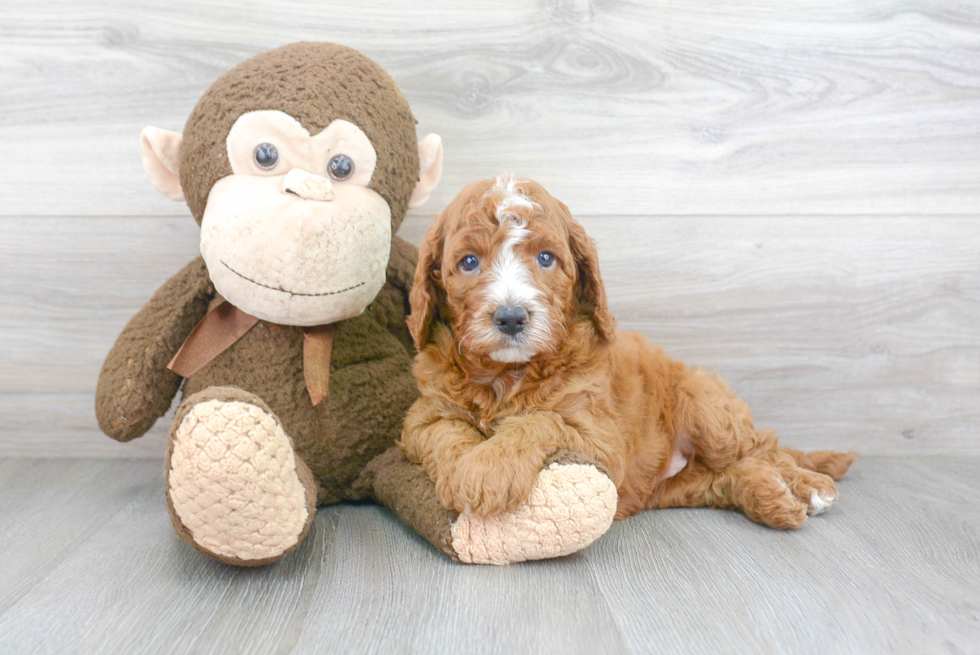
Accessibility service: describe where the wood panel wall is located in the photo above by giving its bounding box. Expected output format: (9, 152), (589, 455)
(1, 0), (977, 457)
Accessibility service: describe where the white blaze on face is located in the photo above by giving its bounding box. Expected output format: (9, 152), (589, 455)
(492, 173), (537, 219)
(486, 221), (536, 312)
(482, 175), (551, 363)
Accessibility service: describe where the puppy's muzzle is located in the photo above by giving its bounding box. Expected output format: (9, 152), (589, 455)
(494, 304), (528, 337)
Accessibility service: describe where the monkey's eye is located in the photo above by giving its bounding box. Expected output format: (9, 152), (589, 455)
(459, 255), (480, 273)
(253, 143), (279, 170)
(328, 154), (355, 181)
(537, 251), (555, 268)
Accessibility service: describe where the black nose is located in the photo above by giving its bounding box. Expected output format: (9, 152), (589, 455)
(494, 305), (528, 336)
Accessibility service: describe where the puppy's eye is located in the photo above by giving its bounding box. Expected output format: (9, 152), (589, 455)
(459, 255), (480, 272)
(537, 251), (555, 268)
(254, 143), (279, 170)
(328, 154), (354, 180)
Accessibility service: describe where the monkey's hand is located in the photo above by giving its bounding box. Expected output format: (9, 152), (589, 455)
(95, 257), (214, 442)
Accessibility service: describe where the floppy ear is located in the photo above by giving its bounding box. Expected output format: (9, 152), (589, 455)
(566, 212), (616, 343)
(406, 221), (445, 350)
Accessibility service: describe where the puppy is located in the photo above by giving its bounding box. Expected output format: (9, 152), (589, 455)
(400, 175), (855, 529)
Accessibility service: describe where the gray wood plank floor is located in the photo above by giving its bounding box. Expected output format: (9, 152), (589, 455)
(1, 457), (977, 654)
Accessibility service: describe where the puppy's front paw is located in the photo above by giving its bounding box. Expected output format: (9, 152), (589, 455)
(442, 445), (541, 517)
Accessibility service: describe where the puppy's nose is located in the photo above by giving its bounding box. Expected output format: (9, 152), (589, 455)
(494, 305), (528, 336)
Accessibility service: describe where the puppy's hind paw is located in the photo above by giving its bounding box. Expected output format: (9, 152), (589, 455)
(450, 456), (617, 565)
(807, 490), (836, 516)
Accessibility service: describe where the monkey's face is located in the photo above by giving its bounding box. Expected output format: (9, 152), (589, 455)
(199, 110), (391, 326)
(141, 43), (444, 327)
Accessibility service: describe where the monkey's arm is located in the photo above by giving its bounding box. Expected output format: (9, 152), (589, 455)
(376, 234), (419, 353)
(95, 257), (215, 442)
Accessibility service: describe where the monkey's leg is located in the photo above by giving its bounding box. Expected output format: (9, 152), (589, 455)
(357, 448), (618, 565)
(166, 386), (318, 566)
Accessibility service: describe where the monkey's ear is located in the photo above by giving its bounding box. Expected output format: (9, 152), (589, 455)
(140, 126), (185, 202)
(408, 134), (443, 209)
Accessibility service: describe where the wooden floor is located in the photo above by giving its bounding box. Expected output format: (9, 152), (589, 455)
(1, 456), (977, 654)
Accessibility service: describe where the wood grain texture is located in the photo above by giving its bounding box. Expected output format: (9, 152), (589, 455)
(0, 2), (978, 454)
(0, 0), (978, 217)
(0, 458), (164, 615)
(587, 456), (980, 654)
(0, 457), (977, 654)
(2, 215), (976, 456)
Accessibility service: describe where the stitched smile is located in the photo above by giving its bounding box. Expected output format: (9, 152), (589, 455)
(221, 261), (366, 297)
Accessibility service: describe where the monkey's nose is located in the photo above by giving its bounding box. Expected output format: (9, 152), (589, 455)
(282, 169), (334, 202)
(494, 305), (528, 336)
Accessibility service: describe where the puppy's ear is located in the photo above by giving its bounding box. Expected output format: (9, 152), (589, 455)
(566, 211), (616, 343)
(407, 221), (445, 351)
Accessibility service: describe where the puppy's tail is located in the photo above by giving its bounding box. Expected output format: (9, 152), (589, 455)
(783, 447), (857, 480)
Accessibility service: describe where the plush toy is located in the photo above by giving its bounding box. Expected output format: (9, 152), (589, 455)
(95, 42), (618, 566)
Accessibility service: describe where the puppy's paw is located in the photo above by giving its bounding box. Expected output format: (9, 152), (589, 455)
(790, 472), (838, 516)
(442, 445), (542, 517)
(726, 458), (809, 530)
(771, 455), (839, 516)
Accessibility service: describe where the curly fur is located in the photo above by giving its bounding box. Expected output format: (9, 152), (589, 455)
(400, 176), (856, 528)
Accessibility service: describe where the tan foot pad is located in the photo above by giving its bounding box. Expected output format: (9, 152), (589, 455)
(450, 462), (617, 565)
(168, 400), (310, 563)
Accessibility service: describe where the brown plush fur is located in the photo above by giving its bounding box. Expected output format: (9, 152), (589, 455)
(95, 43), (465, 564)
(180, 42), (419, 231)
(400, 178), (856, 528)
(97, 238), (421, 503)
(96, 42), (433, 504)
(355, 446), (461, 561)
(95, 257), (214, 442)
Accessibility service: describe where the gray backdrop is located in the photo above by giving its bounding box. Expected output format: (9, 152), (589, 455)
(1, 0), (977, 457)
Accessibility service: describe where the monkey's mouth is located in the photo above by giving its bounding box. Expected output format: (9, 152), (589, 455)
(221, 261), (366, 297)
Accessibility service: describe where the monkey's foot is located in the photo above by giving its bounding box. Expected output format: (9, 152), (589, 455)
(166, 387), (317, 566)
(450, 452), (618, 565)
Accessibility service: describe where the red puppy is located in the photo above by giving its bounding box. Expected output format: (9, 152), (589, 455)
(400, 176), (855, 528)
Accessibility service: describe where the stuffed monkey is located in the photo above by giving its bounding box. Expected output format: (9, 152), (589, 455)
(95, 42), (617, 566)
